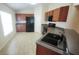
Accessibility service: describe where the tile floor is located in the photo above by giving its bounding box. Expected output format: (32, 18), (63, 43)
(0, 32), (42, 55)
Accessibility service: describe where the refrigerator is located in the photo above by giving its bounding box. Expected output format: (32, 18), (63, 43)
(26, 16), (34, 32)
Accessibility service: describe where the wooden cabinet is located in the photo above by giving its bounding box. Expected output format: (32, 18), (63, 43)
(36, 44), (61, 55)
(16, 14), (26, 21)
(45, 11), (53, 21)
(53, 8), (60, 22)
(16, 14), (34, 32)
(59, 6), (69, 21)
(45, 6), (69, 22)
(16, 14), (33, 21)
(16, 24), (26, 32)
(49, 11), (53, 16)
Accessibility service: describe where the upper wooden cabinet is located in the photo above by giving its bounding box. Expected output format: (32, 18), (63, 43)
(45, 6), (69, 22)
(16, 14), (34, 21)
(53, 8), (60, 22)
(45, 11), (53, 21)
(59, 6), (69, 21)
(16, 14), (26, 21)
(49, 11), (53, 16)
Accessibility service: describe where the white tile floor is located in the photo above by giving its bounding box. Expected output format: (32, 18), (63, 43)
(0, 32), (42, 55)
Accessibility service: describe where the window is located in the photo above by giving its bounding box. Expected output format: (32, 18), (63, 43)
(0, 11), (13, 36)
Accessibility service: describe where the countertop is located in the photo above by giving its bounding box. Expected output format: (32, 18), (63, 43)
(37, 27), (79, 55)
(48, 27), (64, 36)
(37, 27), (65, 54)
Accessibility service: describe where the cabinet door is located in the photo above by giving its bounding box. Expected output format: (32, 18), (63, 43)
(16, 24), (26, 32)
(45, 11), (53, 21)
(49, 11), (53, 16)
(36, 44), (61, 55)
(53, 8), (60, 22)
(16, 14), (34, 21)
(16, 24), (21, 32)
(59, 6), (69, 21)
(16, 14), (26, 21)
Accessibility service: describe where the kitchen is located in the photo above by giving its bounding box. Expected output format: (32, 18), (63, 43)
(0, 3), (79, 55)
(36, 4), (79, 55)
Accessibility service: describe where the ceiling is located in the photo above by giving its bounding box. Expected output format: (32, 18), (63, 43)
(5, 3), (35, 11)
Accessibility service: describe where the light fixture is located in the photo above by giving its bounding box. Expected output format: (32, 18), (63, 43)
(30, 3), (37, 5)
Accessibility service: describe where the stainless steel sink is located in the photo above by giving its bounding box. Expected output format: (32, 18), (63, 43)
(41, 33), (62, 46)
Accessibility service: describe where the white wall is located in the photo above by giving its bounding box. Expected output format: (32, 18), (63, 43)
(34, 4), (43, 33)
(65, 4), (77, 29)
(16, 8), (34, 14)
(48, 3), (71, 11)
(69, 5), (79, 33)
(34, 4), (47, 33)
(0, 4), (16, 50)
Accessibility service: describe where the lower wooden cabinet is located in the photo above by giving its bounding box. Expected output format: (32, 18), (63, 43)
(16, 23), (26, 32)
(36, 44), (61, 55)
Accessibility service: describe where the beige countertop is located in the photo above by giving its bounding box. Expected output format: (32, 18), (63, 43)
(36, 27), (65, 54)
(36, 33), (64, 54)
(37, 27), (79, 55)
(48, 27), (64, 36)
